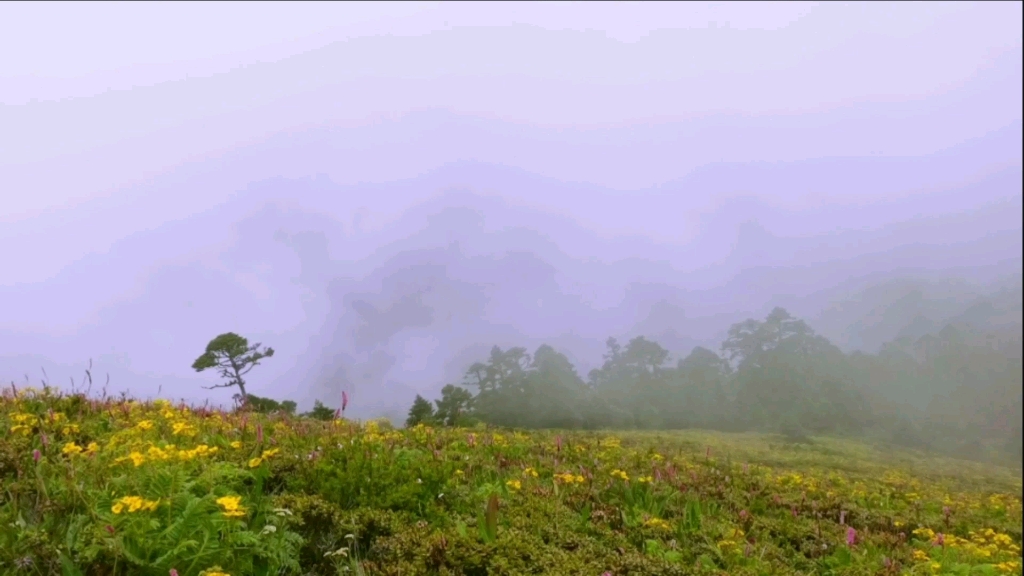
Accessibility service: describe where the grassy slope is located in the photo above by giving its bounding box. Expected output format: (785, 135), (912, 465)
(1, 388), (1021, 576)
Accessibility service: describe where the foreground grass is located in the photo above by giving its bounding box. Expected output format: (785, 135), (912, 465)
(1, 387), (1020, 575)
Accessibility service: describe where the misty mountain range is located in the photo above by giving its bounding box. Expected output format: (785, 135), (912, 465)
(1, 117), (1020, 422)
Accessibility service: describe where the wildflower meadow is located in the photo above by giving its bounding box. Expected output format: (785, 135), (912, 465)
(1, 385), (1021, 575)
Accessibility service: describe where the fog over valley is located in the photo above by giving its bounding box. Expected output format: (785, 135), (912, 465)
(1, 1), (1020, 431)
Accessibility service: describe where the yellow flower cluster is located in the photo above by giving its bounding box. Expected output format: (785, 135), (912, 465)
(113, 443), (220, 466)
(995, 560), (1021, 573)
(216, 495), (247, 518)
(610, 469), (629, 481)
(636, 475), (654, 484)
(644, 517), (671, 531)
(62, 441), (97, 456)
(8, 412), (38, 435)
(523, 467), (538, 478)
(248, 447), (280, 468)
(111, 495), (159, 514)
(171, 421), (197, 437)
(506, 479), (522, 491)
(776, 472), (804, 486)
(554, 472), (585, 485)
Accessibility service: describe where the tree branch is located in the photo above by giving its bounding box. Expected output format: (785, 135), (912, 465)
(202, 382), (240, 390)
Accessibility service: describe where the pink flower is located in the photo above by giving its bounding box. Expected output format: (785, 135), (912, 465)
(846, 526), (857, 546)
(342, 390), (349, 413)
(935, 533), (945, 547)
(170, 570), (179, 576)
(32, 449), (41, 462)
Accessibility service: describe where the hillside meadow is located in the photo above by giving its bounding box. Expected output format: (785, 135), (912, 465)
(1, 386), (1020, 576)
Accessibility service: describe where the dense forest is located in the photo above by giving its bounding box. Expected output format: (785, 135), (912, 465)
(402, 306), (1022, 464)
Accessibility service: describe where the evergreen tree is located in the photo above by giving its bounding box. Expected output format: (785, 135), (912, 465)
(406, 395), (436, 427)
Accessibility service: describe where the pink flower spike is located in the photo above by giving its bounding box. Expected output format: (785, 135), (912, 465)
(342, 390), (349, 413)
(846, 526), (857, 546)
(32, 449), (41, 462)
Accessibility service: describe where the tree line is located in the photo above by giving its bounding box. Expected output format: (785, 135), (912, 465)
(406, 307), (1022, 464)
(185, 308), (1020, 464)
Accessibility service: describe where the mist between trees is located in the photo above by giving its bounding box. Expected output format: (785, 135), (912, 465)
(391, 307), (1021, 466)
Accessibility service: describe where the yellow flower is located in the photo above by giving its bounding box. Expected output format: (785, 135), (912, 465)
(136, 420), (154, 431)
(611, 469), (629, 481)
(506, 479), (521, 491)
(261, 448), (280, 458)
(913, 527), (936, 541)
(230, 441), (242, 449)
(644, 517), (671, 530)
(913, 549), (930, 562)
(523, 467), (538, 478)
(111, 495), (159, 514)
(637, 475), (653, 484)
(85, 442), (100, 455)
(216, 495), (246, 518)
(62, 442), (83, 456)
(248, 457), (263, 468)
(201, 568), (231, 576)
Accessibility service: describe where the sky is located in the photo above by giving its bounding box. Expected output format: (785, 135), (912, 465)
(0, 1), (1021, 417)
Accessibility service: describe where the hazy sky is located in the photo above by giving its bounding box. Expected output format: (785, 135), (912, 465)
(0, 2), (1020, 413)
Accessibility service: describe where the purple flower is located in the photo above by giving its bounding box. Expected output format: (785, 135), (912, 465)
(846, 526), (857, 546)
(32, 449), (41, 462)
